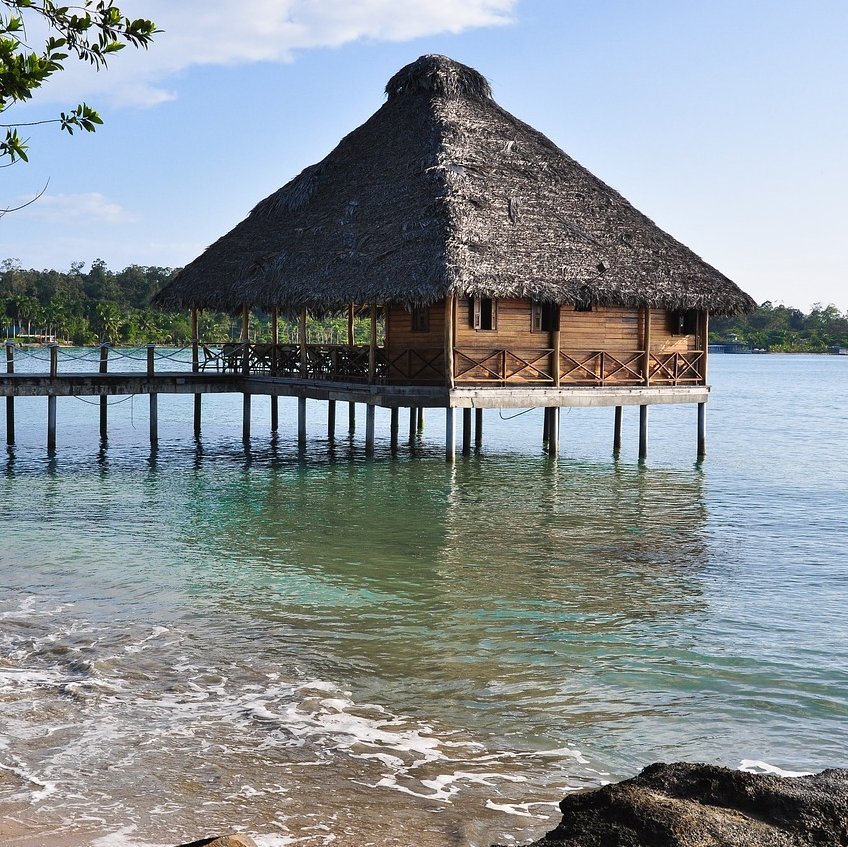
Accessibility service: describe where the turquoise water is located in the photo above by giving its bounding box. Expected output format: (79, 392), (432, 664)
(1, 353), (847, 846)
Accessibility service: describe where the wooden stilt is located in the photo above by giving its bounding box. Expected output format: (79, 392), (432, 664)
(348, 402), (356, 433)
(365, 404), (375, 456)
(417, 407), (425, 433)
(548, 407), (560, 456)
(5, 342), (14, 445)
(47, 395), (57, 451)
(390, 407), (399, 452)
(99, 343), (109, 442)
(445, 407), (456, 463)
(147, 344), (157, 445)
(462, 408), (472, 455)
(475, 408), (483, 449)
(298, 396), (307, 447)
(194, 394), (202, 438)
(191, 306), (200, 438)
(270, 395), (279, 432)
(328, 400), (336, 440)
(613, 405), (623, 454)
(543, 407), (551, 444)
(697, 402), (706, 459)
(639, 404), (649, 461)
(242, 394), (251, 442)
(149, 394), (159, 444)
(409, 407), (417, 444)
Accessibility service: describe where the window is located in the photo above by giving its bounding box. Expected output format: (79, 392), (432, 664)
(411, 306), (430, 332)
(669, 309), (698, 335)
(531, 302), (560, 332)
(469, 297), (496, 330)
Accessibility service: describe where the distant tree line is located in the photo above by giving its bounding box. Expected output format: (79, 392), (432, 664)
(0, 260), (372, 345)
(711, 302), (848, 352)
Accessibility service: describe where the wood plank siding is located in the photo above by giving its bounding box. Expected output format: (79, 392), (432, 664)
(384, 298), (706, 387)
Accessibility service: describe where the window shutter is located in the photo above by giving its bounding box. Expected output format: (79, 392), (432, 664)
(472, 297), (482, 330)
(531, 302), (542, 332)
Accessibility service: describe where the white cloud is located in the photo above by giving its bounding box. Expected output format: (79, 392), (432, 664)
(28, 0), (518, 107)
(20, 193), (134, 224)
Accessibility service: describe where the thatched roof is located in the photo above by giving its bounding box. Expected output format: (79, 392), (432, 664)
(154, 55), (755, 316)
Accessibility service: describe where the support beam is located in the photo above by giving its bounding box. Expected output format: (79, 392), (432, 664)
(409, 407), (417, 444)
(270, 395), (279, 432)
(365, 404), (375, 456)
(543, 407), (551, 444)
(417, 406), (425, 433)
(642, 306), (652, 386)
(191, 308), (199, 374)
(390, 407), (399, 452)
(328, 399), (336, 440)
(147, 344), (157, 445)
(242, 394), (251, 441)
(548, 407), (560, 456)
(462, 407), (472, 455)
(445, 407), (456, 463)
(474, 408), (483, 449)
(445, 293), (455, 389)
(348, 402), (356, 433)
(271, 307), (279, 376)
(47, 395), (57, 451)
(5, 342), (14, 445)
(613, 405), (623, 454)
(347, 303), (355, 346)
(241, 304), (251, 375)
(697, 402), (706, 459)
(99, 343), (109, 442)
(368, 303), (377, 384)
(299, 309), (308, 378)
(194, 394), (202, 438)
(639, 404), (649, 461)
(298, 396), (307, 447)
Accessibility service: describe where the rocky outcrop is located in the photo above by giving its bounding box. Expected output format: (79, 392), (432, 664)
(525, 762), (848, 847)
(176, 836), (257, 847)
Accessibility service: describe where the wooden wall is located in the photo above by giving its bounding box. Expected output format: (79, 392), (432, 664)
(561, 305), (641, 349)
(649, 309), (699, 353)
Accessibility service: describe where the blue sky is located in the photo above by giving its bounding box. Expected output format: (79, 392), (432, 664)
(2, 0), (846, 311)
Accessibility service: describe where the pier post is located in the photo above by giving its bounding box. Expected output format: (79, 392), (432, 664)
(5, 341), (15, 445)
(47, 343), (59, 451)
(613, 405), (623, 454)
(543, 407), (550, 444)
(365, 404), (375, 456)
(349, 402), (356, 434)
(191, 308), (202, 437)
(462, 407), (472, 455)
(445, 407), (456, 463)
(47, 395), (57, 451)
(697, 402), (706, 459)
(417, 407), (425, 433)
(390, 407), (399, 452)
(298, 396), (307, 448)
(270, 396), (279, 433)
(409, 407), (417, 444)
(147, 344), (158, 445)
(242, 394), (251, 442)
(99, 343), (109, 442)
(638, 404), (649, 461)
(328, 400), (336, 441)
(475, 408), (483, 449)
(548, 407), (560, 456)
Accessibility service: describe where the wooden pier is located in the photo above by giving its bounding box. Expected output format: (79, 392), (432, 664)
(1, 342), (708, 461)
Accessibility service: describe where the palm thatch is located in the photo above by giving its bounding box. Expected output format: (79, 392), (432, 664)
(153, 55), (755, 316)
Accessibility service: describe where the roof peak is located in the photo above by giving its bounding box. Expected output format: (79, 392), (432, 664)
(385, 54), (492, 101)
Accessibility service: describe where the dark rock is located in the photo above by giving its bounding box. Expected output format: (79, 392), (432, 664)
(523, 762), (848, 847)
(175, 836), (257, 847)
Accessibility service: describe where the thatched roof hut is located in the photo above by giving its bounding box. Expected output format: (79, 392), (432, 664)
(153, 55), (755, 317)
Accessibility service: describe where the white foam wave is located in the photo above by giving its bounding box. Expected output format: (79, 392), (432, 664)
(738, 759), (812, 777)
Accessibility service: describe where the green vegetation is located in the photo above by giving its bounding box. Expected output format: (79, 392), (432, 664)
(0, 259), (376, 345)
(711, 302), (848, 352)
(1, 1), (157, 167)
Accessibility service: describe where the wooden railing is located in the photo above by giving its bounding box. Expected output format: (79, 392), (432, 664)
(200, 343), (385, 382)
(198, 343), (705, 387)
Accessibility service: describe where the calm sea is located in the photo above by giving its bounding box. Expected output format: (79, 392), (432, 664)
(1, 351), (847, 846)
